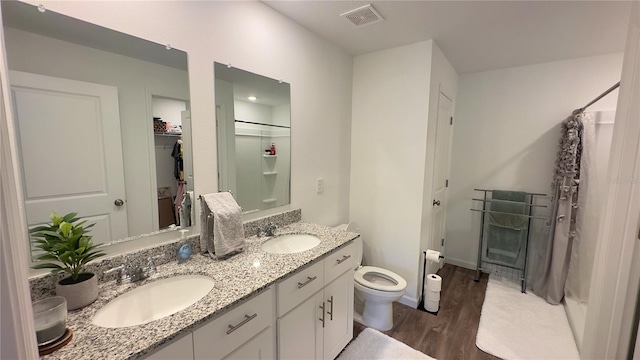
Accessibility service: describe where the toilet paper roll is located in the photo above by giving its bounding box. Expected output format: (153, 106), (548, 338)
(426, 249), (443, 263)
(425, 299), (439, 312)
(426, 274), (442, 291)
(425, 289), (440, 302)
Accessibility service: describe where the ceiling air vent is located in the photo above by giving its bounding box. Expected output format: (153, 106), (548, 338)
(340, 4), (384, 28)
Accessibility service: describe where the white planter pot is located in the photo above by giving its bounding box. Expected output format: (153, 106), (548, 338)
(55, 273), (98, 310)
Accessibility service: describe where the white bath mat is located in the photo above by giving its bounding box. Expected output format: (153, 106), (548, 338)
(337, 328), (436, 360)
(476, 276), (580, 359)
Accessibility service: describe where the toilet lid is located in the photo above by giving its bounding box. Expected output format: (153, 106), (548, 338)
(354, 266), (407, 292)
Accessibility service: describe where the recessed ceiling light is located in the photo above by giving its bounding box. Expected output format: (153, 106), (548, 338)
(248, 96), (257, 101)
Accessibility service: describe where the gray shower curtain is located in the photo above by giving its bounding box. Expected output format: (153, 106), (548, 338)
(533, 111), (591, 305)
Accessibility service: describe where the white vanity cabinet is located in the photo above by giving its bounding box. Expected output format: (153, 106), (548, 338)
(146, 333), (194, 360)
(142, 240), (356, 360)
(143, 287), (275, 360)
(277, 242), (356, 360)
(193, 287), (276, 360)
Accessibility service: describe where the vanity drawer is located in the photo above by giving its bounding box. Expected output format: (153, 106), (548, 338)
(277, 260), (324, 316)
(193, 287), (274, 360)
(324, 241), (357, 284)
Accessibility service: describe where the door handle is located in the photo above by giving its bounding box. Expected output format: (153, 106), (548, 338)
(432, 199), (441, 206)
(336, 255), (351, 264)
(327, 295), (333, 321)
(319, 302), (325, 328)
(114, 199), (124, 207)
(297, 276), (317, 289)
(226, 313), (257, 335)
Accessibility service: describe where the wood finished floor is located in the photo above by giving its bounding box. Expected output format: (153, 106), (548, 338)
(353, 264), (500, 360)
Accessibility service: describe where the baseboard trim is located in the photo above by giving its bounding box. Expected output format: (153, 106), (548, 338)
(445, 258), (476, 270)
(398, 294), (418, 308)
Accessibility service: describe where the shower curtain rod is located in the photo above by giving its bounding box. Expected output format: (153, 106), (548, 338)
(578, 81), (620, 113)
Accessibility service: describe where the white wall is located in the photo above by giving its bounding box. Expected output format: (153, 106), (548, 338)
(445, 53), (624, 269)
(4, 27), (190, 238)
(272, 104), (291, 127)
(14, 0), (353, 229)
(235, 100), (272, 124)
(351, 40), (433, 305)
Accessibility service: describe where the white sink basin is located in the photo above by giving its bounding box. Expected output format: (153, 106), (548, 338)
(92, 275), (214, 328)
(261, 234), (321, 254)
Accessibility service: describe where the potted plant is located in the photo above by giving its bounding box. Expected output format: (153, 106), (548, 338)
(30, 211), (105, 310)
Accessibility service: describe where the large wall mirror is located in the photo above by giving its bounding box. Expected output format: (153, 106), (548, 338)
(2, 1), (194, 256)
(214, 62), (291, 214)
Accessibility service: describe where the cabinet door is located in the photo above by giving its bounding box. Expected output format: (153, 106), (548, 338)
(278, 291), (324, 360)
(145, 333), (194, 360)
(323, 271), (354, 360)
(223, 327), (274, 360)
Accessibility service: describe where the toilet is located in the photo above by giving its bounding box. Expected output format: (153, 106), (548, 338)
(336, 223), (407, 331)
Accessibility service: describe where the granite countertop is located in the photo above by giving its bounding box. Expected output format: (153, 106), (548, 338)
(43, 222), (359, 360)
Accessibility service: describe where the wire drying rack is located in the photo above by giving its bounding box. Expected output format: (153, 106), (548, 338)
(470, 189), (548, 293)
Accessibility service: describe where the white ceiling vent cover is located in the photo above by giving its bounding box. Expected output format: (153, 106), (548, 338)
(340, 4), (384, 28)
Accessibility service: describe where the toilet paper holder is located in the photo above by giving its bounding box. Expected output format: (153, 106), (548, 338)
(417, 250), (444, 314)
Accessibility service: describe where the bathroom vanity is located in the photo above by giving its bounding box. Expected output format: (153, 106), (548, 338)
(38, 222), (358, 360)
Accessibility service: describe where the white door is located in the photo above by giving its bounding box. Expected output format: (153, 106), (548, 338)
(10, 71), (127, 246)
(428, 91), (453, 275)
(323, 271), (354, 360)
(278, 291), (324, 360)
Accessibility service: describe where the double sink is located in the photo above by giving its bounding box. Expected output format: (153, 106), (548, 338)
(91, 234), (321, 328)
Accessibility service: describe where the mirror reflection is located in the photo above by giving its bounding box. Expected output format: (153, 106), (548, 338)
(214, 62), (291, 213)
(1, 1), (194, 253)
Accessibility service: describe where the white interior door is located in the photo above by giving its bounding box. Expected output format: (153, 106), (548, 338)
(10, 71), (127, 246)
(428, 91), (453, 274)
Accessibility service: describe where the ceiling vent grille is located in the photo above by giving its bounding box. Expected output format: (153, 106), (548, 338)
(340, 4), (384, 28)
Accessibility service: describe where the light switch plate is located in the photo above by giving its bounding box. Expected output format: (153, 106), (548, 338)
(316, 178), (324, 194)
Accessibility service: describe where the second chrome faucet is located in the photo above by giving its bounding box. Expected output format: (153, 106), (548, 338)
(257, 222), (278, 237)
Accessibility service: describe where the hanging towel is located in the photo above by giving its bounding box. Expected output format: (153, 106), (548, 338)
(199, 192), (245, 258)
(174, 180), (185, 226)
(180, 190), (192, 227)
(486, 190), (528, 265)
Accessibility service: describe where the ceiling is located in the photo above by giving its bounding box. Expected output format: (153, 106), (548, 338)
(262, 1), (631, 74)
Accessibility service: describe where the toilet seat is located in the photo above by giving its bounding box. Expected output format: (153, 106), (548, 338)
(354, 266), (407, 292)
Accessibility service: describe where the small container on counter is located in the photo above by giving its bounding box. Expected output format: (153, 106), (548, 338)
(32, 296), (67, 346)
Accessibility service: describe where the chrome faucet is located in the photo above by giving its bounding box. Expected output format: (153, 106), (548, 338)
(257, 222), (278, 237)
(104, 254), (165, 284)
(104, 264), (127, 285)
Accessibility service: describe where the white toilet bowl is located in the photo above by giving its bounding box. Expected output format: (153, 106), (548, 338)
(335, 223), (407, 331)
(354, 266), (407, 331)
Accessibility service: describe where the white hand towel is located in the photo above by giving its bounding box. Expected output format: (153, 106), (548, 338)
(200, 192), (245, 258)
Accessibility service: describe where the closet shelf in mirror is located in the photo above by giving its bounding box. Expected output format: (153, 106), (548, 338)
(154, 133), (182, 137)
(262, 198), (277, 204)
(263, 155), (277, 158)
(262, 171), (277, 175)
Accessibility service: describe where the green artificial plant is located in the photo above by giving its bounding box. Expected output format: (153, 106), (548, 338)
(30, 211), (105, 283)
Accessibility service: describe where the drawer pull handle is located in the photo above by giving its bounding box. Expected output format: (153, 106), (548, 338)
(319, 302), (325, 328)
(327, 295), (334, 321)
(226, 313), (257, 335)
(297, 276), (317, 289)
(336, 255), (352, 264)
